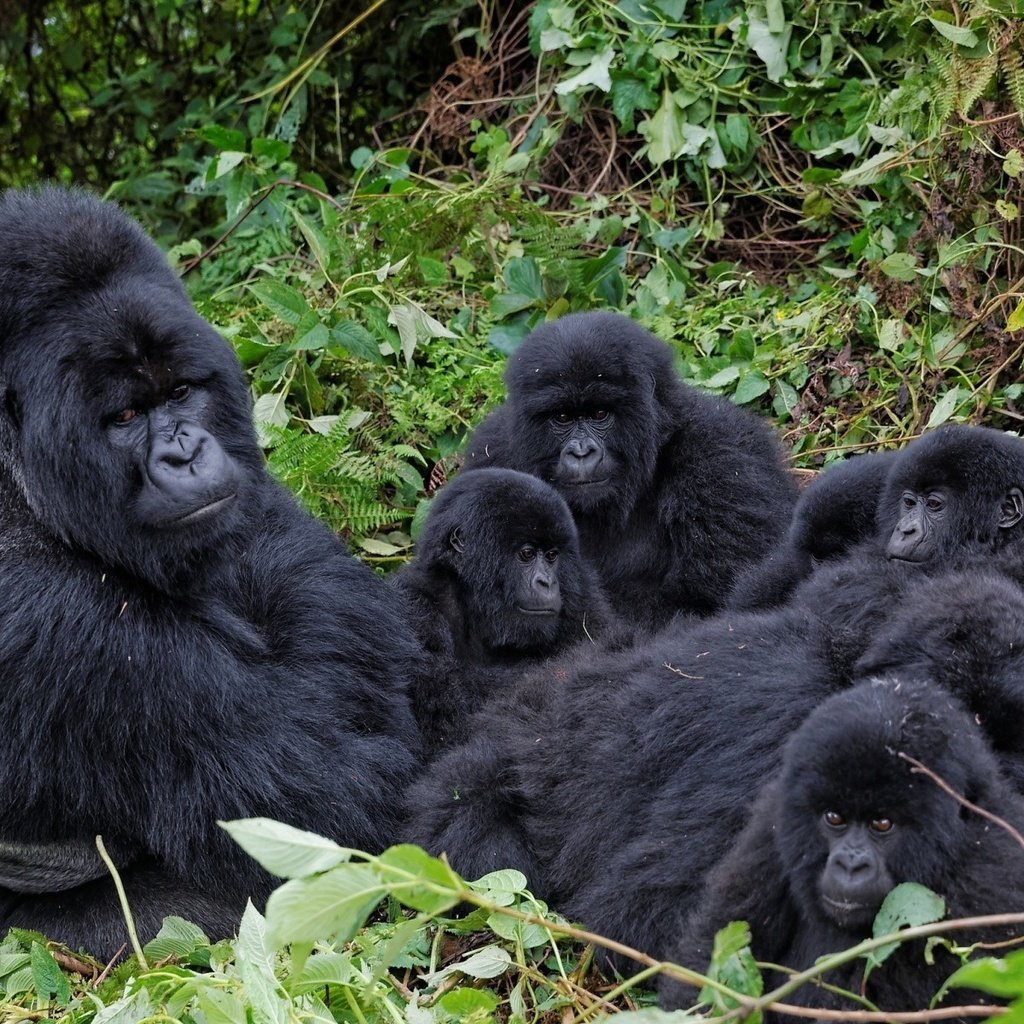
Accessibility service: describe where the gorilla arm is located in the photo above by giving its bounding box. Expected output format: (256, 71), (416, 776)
(0, 837), (135, 893)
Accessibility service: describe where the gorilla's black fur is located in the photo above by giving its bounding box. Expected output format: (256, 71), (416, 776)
(462, 312), (798, 628)
(729, 450), (897, 610)
(0, 187), (422, 956)
(395, 468), (618, 757)
(661, 678), (1024, 1018)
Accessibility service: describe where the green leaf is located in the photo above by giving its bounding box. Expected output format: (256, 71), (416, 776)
(292, 309), (330, 351)
(377, 844), (462, 914)
(248, 280), (310, 325)
(504, 257), (545, 299)
(330, 321), (383, 363)
(879, 252), (919, 282)
(491, 293), (540, 318)
(438, 987), (500, 1016)
(704, 365), (741, 388)
(878, 318), (906, 352)
(265, 863), (388, 946)
(611, 75), (659, 129)
(212, 150), (247, 179)
(198, 125), (247, 151)
(745, 11), (791, 83)
(359, 537), (403, 556)
(926, 387), (967, 429)
(866, 882), (946, 973)
(554, 48), (614, 95)
(29, 942), (70, 1006)
(702, 921), (763, 1015)
(143, 917), (209, 963)
(488, 313), (533, 354)
(219, 818), (352, 878)
(927, 17), (979, 47)
(292, 208), (332, 277)
(235, 902), (289, 1024)
(942, 949), (1024, 999)
(423, 944), (513, 984)
(487, 911), (550, 948)
(733, 370), (770, 404)
(639, 89), (687, 166)
(1004, 149), (1023, 178)
(1007, 297), (1024, 332)
(292, 952), (355, 993)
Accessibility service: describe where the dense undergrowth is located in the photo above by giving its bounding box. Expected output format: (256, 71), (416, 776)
(3, 0), (1024, 1019)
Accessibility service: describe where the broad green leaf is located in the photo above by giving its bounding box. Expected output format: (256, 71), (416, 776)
(1007, 297), (1024, 333)
(487, 911), (550, 948)
(745, 12), (791, 83)
(198, 125), (246, 151)
(438, 988), (500, 1016)
(212, 150), (247, 179)
(879, 252), (919, 282)
(927, 17), (979, 47)
(359, 537), (403, 556)
(423, 944), (512, 984)
(733, 370), (770, 404)
(377, 844), (462, 914)
(926, 388), (967, 429)
(292, 208), (332, 277)
(92, 989), (157, 1024)
(235, 902), (289, 1024)
(219, 818), (352, 878)
(330, 321), (383, 363)
(292, 309), (330, 351)
(1004, 149), (1023, 178)
(704, 365), (742, 388)
(866, 882), (946, 974)
(143, 917), (209, 962)
(504, 257), (545, 299)
(29, 942), (70, 1006)
(266, 863), (388, 946)
(639, 89), (687, 166)
(941, 949), (1024, 999)
(703, 921), (763, 1016)
(248, 280), (309, 325)
(838, 149), (899, 187)
(292, 952), (355, 993)
(554, 48), (614, 95)
(878, 318), (905, 352)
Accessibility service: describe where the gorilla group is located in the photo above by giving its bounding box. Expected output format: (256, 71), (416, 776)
(0, 187), (423, 957)
(462, 311), (799, 628)
(408, 422), (1024, 976)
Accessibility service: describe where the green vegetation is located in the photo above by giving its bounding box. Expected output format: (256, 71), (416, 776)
(2, 0), (1024, 1017)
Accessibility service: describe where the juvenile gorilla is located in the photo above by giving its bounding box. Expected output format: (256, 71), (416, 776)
(0, 187), (422, 956)
(462, 312), (798, 628)
(395, 469), (618, 757)
(729, 449), (897, 609)
(661, 678), (1024, 1017)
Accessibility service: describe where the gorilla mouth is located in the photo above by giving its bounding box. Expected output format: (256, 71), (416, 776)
(563, 478), (609, 487)
(516, 607), (558, 616)
(172, 493), (237, 525)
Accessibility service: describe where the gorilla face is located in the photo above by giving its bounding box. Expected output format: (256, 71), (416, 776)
(775, 679), (975, 935)
(0, 205), (263, 589)
(502, 313), (682, 519)
(879, 425), (1024, 565)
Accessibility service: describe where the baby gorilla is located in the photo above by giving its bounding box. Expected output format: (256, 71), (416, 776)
(661, 678), (1024, 1017)
(396, 469), (619, 756)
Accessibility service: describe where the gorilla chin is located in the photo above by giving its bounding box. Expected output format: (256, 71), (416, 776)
(819, 891), (878, 930)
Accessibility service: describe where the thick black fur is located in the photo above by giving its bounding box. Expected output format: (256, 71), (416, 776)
(462, 312), (798, 628)
(661, 678), (1024, 1019)
(0, 187), (422, 956)
(394, 468), (619, 757)
(729, 450), (897, 610)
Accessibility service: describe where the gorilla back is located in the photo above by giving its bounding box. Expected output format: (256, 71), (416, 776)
(0, 187), (422, 956)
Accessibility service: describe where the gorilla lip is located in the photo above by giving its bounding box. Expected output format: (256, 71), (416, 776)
(516, 606), (558, 615)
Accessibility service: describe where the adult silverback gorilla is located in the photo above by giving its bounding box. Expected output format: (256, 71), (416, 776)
(661, 679), (1024, 1017)
(0, 187), (422, 956)
(729, 449), (897, 610)
(394, 469), (620, 757)
(462, 312), (798, 628)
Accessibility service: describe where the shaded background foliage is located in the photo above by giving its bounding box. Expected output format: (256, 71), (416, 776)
(1, 0), (1023, 552)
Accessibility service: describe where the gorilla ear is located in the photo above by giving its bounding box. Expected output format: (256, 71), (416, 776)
(999, 487), (1024, 529)
(448, 527), (465, 554)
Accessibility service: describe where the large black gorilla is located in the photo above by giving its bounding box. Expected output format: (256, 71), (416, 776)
(395, 468), (619, 757)
(0, 187), (422, 956)
(661, 678), (1024, 1017)
(729, 449), (897, 609)
(462, 312), (798, 628)
(407, 424), (1024, 964)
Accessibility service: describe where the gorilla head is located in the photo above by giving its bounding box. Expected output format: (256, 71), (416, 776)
(879, 425), (1024, 565)
(412, 468), (598, 653)
(499, 312), (685, 516)
(0, 186), (262, 590)
(775, 678), (980, 934)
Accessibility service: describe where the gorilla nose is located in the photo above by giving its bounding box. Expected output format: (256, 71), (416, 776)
(566, 437), (598, 460)
(832, 848), (875, 879)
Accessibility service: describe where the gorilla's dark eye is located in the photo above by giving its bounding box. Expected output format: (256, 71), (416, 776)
(170, 384), (190, 402)
(823, 811), (845, 828)
(902, 493), (917, 509)
(544, 549), (558, 563)
(114, 408), (138, 425)
(552, 413), (573, 425)
(870, 817), (894, 834)
(925, 494), (944, 513)
(517, 546), (537, 563)
(591, 409), (609, 422)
